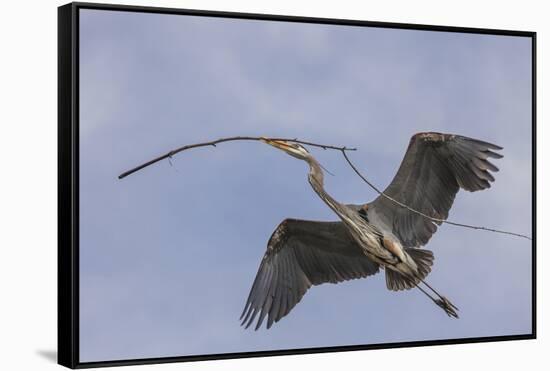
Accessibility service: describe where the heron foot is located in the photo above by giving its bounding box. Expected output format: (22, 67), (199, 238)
(435, 296), (459, 318)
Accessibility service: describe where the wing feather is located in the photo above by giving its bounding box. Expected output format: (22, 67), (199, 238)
(241, 219), (380, 330)
(369, 132), (502, 247)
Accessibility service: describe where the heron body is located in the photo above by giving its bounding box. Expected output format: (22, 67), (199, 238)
(305, 157), (420, 279)
(240, 132), (502, 330)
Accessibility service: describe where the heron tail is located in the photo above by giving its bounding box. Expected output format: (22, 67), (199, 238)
(385, 248), (434, 291)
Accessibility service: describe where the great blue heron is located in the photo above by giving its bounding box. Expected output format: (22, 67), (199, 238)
(240, 132), (502, 330)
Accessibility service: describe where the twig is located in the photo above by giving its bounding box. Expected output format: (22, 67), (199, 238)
(340, 150), (532, 241)
(118, 135), (531, 241)
(118, 136), (356, 179)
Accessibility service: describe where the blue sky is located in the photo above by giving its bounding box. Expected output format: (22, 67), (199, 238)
(79, 9), (532, 362)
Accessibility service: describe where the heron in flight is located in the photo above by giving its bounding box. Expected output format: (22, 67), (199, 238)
(240, 132), (502, 330)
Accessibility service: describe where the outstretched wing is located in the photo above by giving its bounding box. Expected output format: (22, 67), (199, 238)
(369, 132), (503, 247)
(241, 218), (380, 330)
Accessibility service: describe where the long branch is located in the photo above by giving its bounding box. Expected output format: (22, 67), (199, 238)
(340, 150), (532, 241)
(117, 135), (531, 241)
(118, 136), (356, 179)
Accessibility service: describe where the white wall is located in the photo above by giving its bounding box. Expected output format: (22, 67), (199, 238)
(0, 1), (545, 370)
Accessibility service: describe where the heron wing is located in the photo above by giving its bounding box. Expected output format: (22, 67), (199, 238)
(240, 218), (380, 330)
(369, 132), (502, 247)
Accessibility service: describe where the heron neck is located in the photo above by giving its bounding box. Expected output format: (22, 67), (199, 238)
(306, 157), (345, 216)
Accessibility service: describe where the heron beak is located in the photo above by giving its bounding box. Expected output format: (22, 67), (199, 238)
(260, 137), (293, 151)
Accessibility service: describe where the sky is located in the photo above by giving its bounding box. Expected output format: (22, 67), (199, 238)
(78, 9), (533, 363)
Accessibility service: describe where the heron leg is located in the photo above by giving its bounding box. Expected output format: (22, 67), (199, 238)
(404, 274), (459, 318)
(419, 279), (459, 311)
(416, 279), (459, 318)
(414, 283), (459, 318)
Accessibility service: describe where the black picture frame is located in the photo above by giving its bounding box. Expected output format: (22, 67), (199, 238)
(58, 2), (537, 369)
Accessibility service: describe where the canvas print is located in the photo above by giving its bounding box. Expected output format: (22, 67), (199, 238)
(75, 5), (533, 365)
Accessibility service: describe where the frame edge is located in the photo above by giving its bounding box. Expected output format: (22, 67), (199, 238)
(72, 1), (536, 36)
(60, 3), (537, 368)
(58, 2), (78, 369)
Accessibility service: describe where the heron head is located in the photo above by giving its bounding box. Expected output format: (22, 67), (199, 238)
(260, 137), (310, 160)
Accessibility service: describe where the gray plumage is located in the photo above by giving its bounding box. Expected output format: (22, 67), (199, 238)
(240, 219), (380, 330)
(242, 133), (502, 329)
(369, 132), (503, 247)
